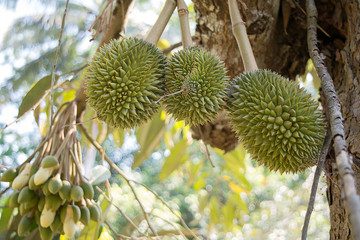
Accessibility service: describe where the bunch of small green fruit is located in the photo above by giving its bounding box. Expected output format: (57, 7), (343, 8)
(0, 156), (101, 239)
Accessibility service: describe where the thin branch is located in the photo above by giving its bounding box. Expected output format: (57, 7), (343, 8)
(306, 1), (360, 239)
(154, 89), (184, 104)
(152, 213), (187, 239)
(145, 0), (177, 45)
(302, 128), (331, 240)
(50, 0), (70, 127)
(228, 0), (257, 71)
(0, 187), (10, 198)
(162, 36), (197, 55)
(96, 186), (147, 237)
(177, 0), (193, 48)
(131, 180), (201, 240)
(78, 124), (159, 238)
(197, 126), (215, 168)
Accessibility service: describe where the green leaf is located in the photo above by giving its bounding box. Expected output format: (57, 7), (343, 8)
(216, 146), (246, 170)
(112, 128), (125, 147)
(33, 105), (40, 127)
(133, 111), (165, 169)
(222, 200), (236, 230)
(159, 138), (188, 180)
(90, 165), (111, 185)
(0, 197), (12, 233)
(17, 74), (59, 119)
(209, 196), (220, 225)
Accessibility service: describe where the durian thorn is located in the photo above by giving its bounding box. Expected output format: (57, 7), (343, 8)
(177, 0), (193, 48)
(197, 126), (215, 168)
(228, 0), (258, 71)
(145, 0), (176, 45)
(154, 89), (184, 104)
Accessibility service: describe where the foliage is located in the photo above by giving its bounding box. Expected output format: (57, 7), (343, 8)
(0, 0), (329, 239)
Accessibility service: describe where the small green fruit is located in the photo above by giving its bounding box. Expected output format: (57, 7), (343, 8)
(38, 195), (46, 212)
(88, 204), (100, 222)
(18, 214), (32, 236)
(72, 205), (81, 222)
(18, 187), (35, 204)
(59, 180), (72, 201)
(30, 165), (38, 176)
(70, 185), (84, 202)
(35, 209), (41, 225)
(23, 195), (38, 210)
(50, 214), (63, 233)
(28, 175), (40, 190)
(81, 181), (94, 199)
(45, 194), (62, 211)
(42, 181), (51, 196)
(48, 175), (63, 194)
(41, 156), (59, 169)
(9, 191), (20, 209)
(0, 168), (17, 182)
(80, 206), (90, 225)
(39, 226), (54, 240)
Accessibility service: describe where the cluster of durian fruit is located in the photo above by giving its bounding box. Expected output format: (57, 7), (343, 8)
(85, 36), (326, 174)
(0, 156), (100, 239)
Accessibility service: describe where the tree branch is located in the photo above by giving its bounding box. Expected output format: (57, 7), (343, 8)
(306, 1), (360, 239)
(228, 0), (257, 71)
(78, 124), (159, 238)
(50, 0), (69, 126)
(301, 128), (331, 240)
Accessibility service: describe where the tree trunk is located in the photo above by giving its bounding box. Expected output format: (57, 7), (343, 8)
(192, 0), (360, 239)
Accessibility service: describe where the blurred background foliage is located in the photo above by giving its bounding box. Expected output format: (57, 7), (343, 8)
(0, 0), (329, 239)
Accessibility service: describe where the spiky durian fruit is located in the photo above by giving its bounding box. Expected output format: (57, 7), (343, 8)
(227, 70), (326, 173)
(164, 47), (229, 125)
(86, 37), (166, 129)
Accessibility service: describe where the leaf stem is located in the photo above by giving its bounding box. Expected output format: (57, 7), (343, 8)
(301, 128), (331, 240)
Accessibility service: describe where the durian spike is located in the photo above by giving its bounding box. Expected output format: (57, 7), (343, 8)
(145, 0), (177, 45)
(177, 0), (193, 48)
(228, 0), (258, 71)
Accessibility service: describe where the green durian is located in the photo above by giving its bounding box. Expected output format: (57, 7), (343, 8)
(227, 70), (326, 173)
(165, 47), (229, 125)
(86, 37), (166, 129)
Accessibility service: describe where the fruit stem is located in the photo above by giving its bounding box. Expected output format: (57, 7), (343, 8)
(145, 0), (177, 45)
(177, 0), (193, 48)
(228, 0), (258, 71)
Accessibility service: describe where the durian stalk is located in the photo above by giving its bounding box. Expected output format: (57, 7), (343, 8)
(228, 0), (258, 71)
(177, 0), (193, 48)
(145, 0), (177, 45)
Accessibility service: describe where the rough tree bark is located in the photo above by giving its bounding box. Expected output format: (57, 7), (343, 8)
(192, 0), (360, 239)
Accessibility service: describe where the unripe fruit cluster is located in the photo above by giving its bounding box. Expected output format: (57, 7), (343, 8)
(1, 156), (101, 239)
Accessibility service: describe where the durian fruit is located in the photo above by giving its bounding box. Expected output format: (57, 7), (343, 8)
(165, 47), (229, 125)
(86, 37), (166, 129)
(227, 70), (326, 173)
